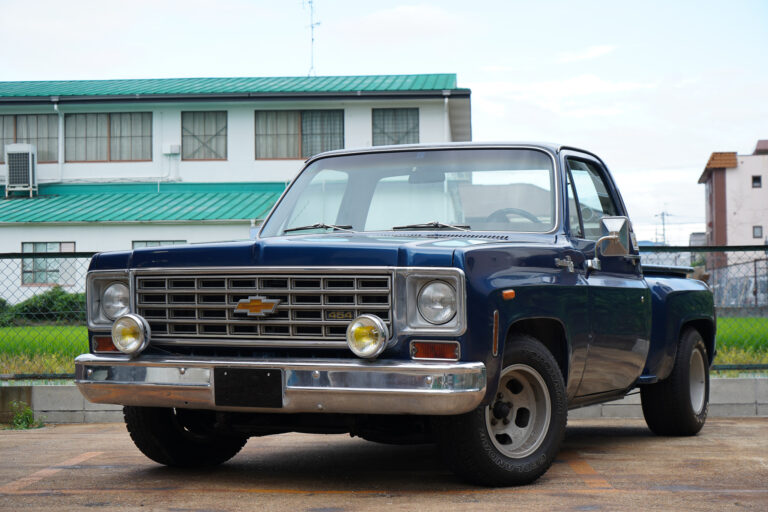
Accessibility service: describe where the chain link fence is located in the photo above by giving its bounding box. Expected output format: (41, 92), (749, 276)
(641, 245), (768, 367)
(0, 247), (766, 378)
(0, 252), (94, 377)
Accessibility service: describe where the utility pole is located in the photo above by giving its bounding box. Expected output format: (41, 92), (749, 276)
(655, 211), (671, 245)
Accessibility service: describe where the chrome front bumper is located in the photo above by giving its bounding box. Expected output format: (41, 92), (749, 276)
(75, 354), (487, 415)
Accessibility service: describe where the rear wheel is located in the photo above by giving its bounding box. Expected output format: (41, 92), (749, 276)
(435, 335), (567, 486)
(124, 406), (247, 467)
(640, 328), (709, 436)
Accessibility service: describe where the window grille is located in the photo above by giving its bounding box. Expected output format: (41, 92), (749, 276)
(372, 108), (419, 146)
(21, 242), (75, 285)
(132, 240), (187, 249)
(110, 113), (152, 161)
(65, 113), (151, 162)
(255, 110), (343, 159)
(0, 114), (59, 163)
(182, 111), (227, 160)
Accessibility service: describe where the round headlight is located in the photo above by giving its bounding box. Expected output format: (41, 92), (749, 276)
(417, 281), (457, 325)
(346, 314), (389, 359)
(111, 314), (150, 356)
(102, 282), (130, 320)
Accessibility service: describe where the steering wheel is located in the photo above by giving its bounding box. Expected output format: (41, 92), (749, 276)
(580, 205), (596, 222)
(485, 207), (543, 224)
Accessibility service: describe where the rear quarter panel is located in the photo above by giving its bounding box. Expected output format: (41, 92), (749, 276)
(643, 275), (715, 381)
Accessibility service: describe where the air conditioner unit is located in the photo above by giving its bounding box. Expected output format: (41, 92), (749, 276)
(4, 143), (37, 198)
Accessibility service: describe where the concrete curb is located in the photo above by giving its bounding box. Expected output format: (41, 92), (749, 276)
(1, 377), (766, 424)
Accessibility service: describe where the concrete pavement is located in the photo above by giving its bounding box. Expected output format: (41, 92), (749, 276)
(1, 417), (766, 511)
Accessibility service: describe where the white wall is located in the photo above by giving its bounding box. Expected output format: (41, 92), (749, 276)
(0, 222), (255, 303)
(0, 98), (450, 185)
(0, 96), (454, 301)
(0, 222), (253, 254)
(726, 154), (768, 246)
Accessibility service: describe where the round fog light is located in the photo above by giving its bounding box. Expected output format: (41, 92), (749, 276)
(346, 314), (389, 359)
(111, 314), (150, 356)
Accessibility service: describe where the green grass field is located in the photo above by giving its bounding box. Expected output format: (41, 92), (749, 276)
(714, 317), (768, 352)
(0, 325), (87, 374)
(0, 319), (766, 375)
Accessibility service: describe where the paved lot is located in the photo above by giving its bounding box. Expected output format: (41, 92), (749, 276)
(1, 417), (766, 511)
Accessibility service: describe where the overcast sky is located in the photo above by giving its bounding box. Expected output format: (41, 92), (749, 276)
(2, 0), (766, 244)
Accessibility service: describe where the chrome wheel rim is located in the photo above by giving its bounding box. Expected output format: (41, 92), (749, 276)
(485, 364), (551, 458)
(689, 347), (707, 415)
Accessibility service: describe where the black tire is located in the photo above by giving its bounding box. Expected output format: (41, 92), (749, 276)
(124, 406), (247, 467)
(640, 328), (709, 436)
(435, 335), (567, 486)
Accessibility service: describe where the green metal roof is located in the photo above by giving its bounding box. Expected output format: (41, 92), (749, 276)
(0, 74), (463, 99)
(0, 182), (285, 224)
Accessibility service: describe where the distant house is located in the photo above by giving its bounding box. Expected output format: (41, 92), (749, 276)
(0, 73), (471, 302)
(0, 74), (471, 291)
(689, 232), (706, 247)
(698, 139), (768, 247)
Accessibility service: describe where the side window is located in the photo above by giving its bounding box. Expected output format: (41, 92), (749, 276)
(565, 168), (583, 238)
(567, 158), (619, 240)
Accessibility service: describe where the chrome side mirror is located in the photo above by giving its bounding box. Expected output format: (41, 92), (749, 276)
(587, 216), (631, 273)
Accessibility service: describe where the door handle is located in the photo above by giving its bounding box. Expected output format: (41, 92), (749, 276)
(555, 256), (575, 273)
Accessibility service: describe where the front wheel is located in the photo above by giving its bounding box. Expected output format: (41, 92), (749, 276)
(640, 328), (709, 436)
(435, 335), (567, 486)
(124, 406), (247, 467)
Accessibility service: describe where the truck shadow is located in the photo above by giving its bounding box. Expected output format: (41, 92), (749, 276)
(563, 421), (660, 454)
(131, 422), (665, 490)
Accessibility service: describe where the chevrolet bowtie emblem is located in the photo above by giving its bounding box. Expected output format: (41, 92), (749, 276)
(234, 296), (281, 316)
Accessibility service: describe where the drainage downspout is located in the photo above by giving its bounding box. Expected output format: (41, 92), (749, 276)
(52, 96), (63, 183)
(443, 93), (451, 142)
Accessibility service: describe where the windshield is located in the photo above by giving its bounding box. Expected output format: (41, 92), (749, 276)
(260, 148), (556, 237)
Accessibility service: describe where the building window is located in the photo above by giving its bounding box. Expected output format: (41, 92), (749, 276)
(132, 240), (187, 249)
(65, 113), (152, 162)
(255, 110), (344, 159)
(21, 242), (75, 285)
(182, 111), (227, 160)
(754, 226), (764, 239)
(0, 114), (59, 163)
(753, 175), (762, 188)
(372, 108), (419, 146)
(110, 113), (153, 161)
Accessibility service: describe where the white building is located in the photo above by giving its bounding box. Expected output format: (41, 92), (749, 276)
(698, 139), (768, 247)
(0, 74), (471, 298)
(697, 140), (768, 307)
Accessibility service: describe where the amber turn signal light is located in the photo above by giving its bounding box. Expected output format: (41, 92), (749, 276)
(93, 335), (119, 353)
(410, 341), (460, 361)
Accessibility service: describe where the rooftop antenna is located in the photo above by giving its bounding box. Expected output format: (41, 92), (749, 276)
(304, 0), (321, 76)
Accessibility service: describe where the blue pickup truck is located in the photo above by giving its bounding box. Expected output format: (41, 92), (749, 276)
(75, 143), (715, 486)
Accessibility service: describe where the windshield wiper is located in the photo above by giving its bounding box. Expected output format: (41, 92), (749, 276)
(283, 223), (354, 234)
(392, 221), (470, 231)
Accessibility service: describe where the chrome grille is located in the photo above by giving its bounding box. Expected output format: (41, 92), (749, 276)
(134, 271), (392, 347)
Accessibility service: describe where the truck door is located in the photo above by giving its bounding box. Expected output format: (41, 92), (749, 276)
(564, 154), (651, 397)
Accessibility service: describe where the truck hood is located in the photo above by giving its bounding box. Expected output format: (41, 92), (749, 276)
(89, 232), (557, 270)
